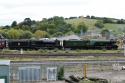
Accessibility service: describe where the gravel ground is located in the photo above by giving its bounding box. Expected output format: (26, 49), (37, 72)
(65, 70), (125, 83)
(88, 70), (125, 83)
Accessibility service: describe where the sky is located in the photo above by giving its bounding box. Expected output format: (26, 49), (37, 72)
(0, 0), (125, 26)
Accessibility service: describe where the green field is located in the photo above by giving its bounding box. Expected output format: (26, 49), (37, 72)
(65, 18), (125, 36)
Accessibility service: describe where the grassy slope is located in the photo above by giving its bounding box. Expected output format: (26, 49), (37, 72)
(65, 18), (125, 35)
(104, 23), (125, 35)
(65, 18), (97, 29)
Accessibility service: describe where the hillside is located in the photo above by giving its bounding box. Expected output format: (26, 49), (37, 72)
(65, 18), (97, 29)
(65, 18), (125, 37)
(1, 16), (125, 39)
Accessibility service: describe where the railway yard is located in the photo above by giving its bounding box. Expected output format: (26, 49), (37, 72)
(10, 59), (125, 83)
(0, 49), (125, 83)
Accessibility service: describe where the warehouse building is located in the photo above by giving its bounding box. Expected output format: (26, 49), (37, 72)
(10, 61), (64, 83)
(0, 60), (10, 83)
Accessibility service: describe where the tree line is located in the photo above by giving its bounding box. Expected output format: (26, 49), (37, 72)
(0, 16), (88, 39)
(1, 16), (122, 39)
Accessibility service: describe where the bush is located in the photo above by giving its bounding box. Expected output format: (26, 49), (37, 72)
(57, 66), (64, 80)
(95, 20), (104, 28)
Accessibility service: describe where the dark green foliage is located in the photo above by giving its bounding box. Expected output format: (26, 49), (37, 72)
(57, 66), (64, 80)
(0, 16), (75, 39)
(117, 19), (125, 24)
(95, 20), (104, 28)
(69, 17), (78, 19)
(103, 18), (115, 23)
(11, 21), (17, 27)
(20, 31), (33, 39)
(91, 16), (96, 19)
(75, 22), (88, 34)
(18, 18), (36, 32)
(37, 16), (74, 36)
(86, 15), (91, 19)
(3, 25), (10, 29)
(23, 18), (32, 26)
(52, 32), (63, 37)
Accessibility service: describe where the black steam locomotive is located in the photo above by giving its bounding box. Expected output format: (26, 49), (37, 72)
(0, 38), (118, 50)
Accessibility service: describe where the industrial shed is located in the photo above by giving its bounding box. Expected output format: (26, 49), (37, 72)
(10, 61), (64, 83)
(0, 60), (10, 83)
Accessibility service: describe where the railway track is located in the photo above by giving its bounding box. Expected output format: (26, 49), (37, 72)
(0, 53), (124, 58)
(11, 59), (125, 65)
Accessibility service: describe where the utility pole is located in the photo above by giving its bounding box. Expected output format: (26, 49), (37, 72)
(124, 41), (125, 56)
(123, 34), (125, 56)
(83, 64), (87, 79)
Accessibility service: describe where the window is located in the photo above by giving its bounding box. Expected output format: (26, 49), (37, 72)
(47, 67), (57, 81)
(19, 66), (41, 82)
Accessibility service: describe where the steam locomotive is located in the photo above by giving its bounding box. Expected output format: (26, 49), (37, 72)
(0, 38), (118, 50)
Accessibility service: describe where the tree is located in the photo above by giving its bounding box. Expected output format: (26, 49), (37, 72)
(52, 32), (63, 37)
(21, 25), (31, 31)
(20, 30), (33, 39)
(34, 30), (49, 39)
(23, 18), (32, 26)
(86, 15), (90, 19)
(57, 23), (74, 34)
(7, 29), (22, 39)
(11, 21), (17, 27)
(0, 29), (8, 38)
(95, 20), (104, 28)
(37, 16), (74, 35)
(57, 66), (64, 80)
(91, 16), (96, 19)
(103, 18), (114, 23)
(101, 29), (110, 39)
(75, 22), (88, 35)
(117, 19), (125, 24)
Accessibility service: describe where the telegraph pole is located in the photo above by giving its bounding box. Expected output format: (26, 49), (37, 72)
(123, 34), (125, 56)
(123, 35), (125, 56)
(83, 64), (87, 79)
(124, 44), (125, 56)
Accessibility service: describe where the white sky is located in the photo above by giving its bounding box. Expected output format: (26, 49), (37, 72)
(0, 0), (125, 25)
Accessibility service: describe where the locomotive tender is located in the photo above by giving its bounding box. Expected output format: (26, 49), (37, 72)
(0, 38), (118, 50)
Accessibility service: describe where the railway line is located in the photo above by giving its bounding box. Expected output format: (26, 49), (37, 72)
(0, 53), (124, 58)
(11, 59), (125, 65)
